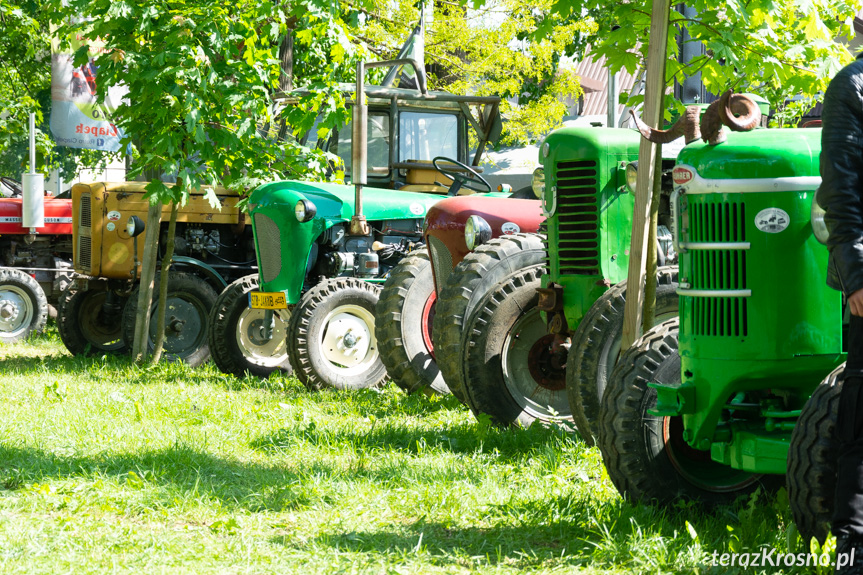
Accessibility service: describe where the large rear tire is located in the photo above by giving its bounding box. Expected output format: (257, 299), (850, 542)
(288, 277), (387, 391)
(462, 265), (570, 427)
(208, 274), (292, 379)
(599, 318), (767, 505)
(0, 268), (48, 343)
(787, 364), (844, 545)
(433, 233), (546, 404)
(568, 267), (679, 445)
(57, 283), (128, 355)
(376, 249), (446, 395)
(122, 272), (218, 367)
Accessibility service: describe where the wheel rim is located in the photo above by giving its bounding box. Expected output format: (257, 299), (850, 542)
(149, 294), (208, 357)
(420, 291), (436, 359)
(0, 285), (33, 337)
(501, 308), (570, 420)
(78, 291), (126, 350)
(661, 415), (761, 493)
(236, 307), (290, 367)
(319, 304), (379, 375)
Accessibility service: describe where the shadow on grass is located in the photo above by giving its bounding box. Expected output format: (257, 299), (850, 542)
(0, 351), (132, 374)
(0, 443), (325, 513)
(275, 491), (785, 574)
(252, 417), (578, 463)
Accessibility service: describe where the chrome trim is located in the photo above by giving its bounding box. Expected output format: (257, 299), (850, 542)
(677, 288), (752, 298)
(674, 164), (821, 195)
(679, 242), (751, 250)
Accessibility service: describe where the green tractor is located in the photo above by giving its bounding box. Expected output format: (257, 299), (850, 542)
(592, 102), (846, 523)
(447, 125), (681, 429)
(207, 50), (510, 389)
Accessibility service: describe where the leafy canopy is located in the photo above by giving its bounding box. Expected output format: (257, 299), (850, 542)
(0, 0), (114, 181)
(546, 0), (863, 123)
(349, 0), (595, 145)
(53, 0), (347, 206)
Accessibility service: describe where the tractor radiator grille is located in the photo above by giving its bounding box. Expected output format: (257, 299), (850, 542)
(77, 193), (92, 273)
(686, 201), (748, 337)
(78, 236), (91, 272)
(555, 160), (599, 276)
(428, 235), (452, 294)
(253, 212), (282, 283)
(80, 193), (91, 228)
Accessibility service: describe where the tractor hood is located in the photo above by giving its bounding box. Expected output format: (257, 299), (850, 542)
(248, 180), (447, 223)
(675, 128), (820, 181)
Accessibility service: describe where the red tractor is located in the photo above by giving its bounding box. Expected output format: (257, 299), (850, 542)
(376, 178), (554, 426)
(0, 179), (73, 343)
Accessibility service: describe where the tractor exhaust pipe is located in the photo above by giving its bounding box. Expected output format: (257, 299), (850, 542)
(22, 112), (44, 233)
(350, 60), (370, 236)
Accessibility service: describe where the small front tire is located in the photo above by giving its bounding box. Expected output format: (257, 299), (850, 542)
(208, 274), (292, 379)
(288, 277), (387, 391)
(57, 282), (127, 355)
(462, 265), (570, 427)
(567, 266), (679, 445)
(598, 318), (766, 506)
(0, 268), (48, 344)
(787, 364), (844, 545)
(376, 249), (446, 395)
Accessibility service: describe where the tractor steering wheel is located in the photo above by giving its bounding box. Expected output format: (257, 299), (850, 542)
(432, 156), (491, 195)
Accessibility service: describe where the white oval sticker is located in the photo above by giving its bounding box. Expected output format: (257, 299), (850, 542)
(755, 208), (790, 233)
(107, 210), (122, 222)
(501, 222), (520, 234)
(409, 203), (425, 216)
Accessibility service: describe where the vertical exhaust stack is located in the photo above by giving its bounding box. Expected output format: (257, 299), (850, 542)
(22, 112), (44, 234)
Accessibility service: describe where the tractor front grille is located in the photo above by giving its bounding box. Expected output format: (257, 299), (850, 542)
(78, 236), (91, 272)
(555, 160), (600, 275)
(428, 235), (452, 294)
(77, 193), (91, 273)
(685, 200), (748, 337)
(253, 212), (282, 283)
(80, 193), (91, 228)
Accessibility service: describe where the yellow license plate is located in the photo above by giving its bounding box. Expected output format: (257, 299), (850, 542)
(249, 291), (287, 309)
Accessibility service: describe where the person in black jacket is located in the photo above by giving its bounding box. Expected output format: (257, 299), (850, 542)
(819, 53), (863, 574)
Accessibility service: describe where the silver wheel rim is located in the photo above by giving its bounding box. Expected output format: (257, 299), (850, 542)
(0, 284), (33, 338)
(501, 308), (570, 421)
(236, 307), (290, 367)
(319, 304), (378, 375)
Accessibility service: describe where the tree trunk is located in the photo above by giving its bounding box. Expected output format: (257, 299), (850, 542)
(620, 0), (670, 350)
(149, 199), (180, 365)
(278, 30), (293, 93)
(642, 142), (663, 331)
(132, 201), (163, 363)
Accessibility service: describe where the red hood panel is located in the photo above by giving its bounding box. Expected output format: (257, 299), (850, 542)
(424, 196), (543, 267)
(0, 198), (73, 235)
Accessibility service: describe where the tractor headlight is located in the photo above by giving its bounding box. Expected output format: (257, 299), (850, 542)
(126, 215), (145, 237)
(295, 199), (317, 223)
(811, 189), (829, 245)
(531, 168), (545, 199)
(465, 215), (492, 251)
(625, 161), (639, 194)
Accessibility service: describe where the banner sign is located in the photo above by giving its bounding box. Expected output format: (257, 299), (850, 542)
(50, 26), (128, 152)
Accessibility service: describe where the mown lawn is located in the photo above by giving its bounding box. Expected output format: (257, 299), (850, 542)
(0, 327), (826, 574)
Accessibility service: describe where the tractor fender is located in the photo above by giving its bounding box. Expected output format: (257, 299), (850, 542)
(171, 256), (229, 291)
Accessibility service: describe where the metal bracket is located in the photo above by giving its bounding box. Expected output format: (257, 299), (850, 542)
(648, 381), (697, 416)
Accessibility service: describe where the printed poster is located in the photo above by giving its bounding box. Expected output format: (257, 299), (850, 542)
(50, 25), (128, 151)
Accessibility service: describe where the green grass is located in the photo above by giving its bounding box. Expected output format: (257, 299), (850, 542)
(0, 327), (824, 574)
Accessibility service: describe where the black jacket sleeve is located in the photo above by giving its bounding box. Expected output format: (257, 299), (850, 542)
(819, 58), (863, 296)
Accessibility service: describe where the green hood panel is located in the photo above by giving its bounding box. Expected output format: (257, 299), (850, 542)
(249, 180), (450, 222)
(677, 128), (821, 180)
